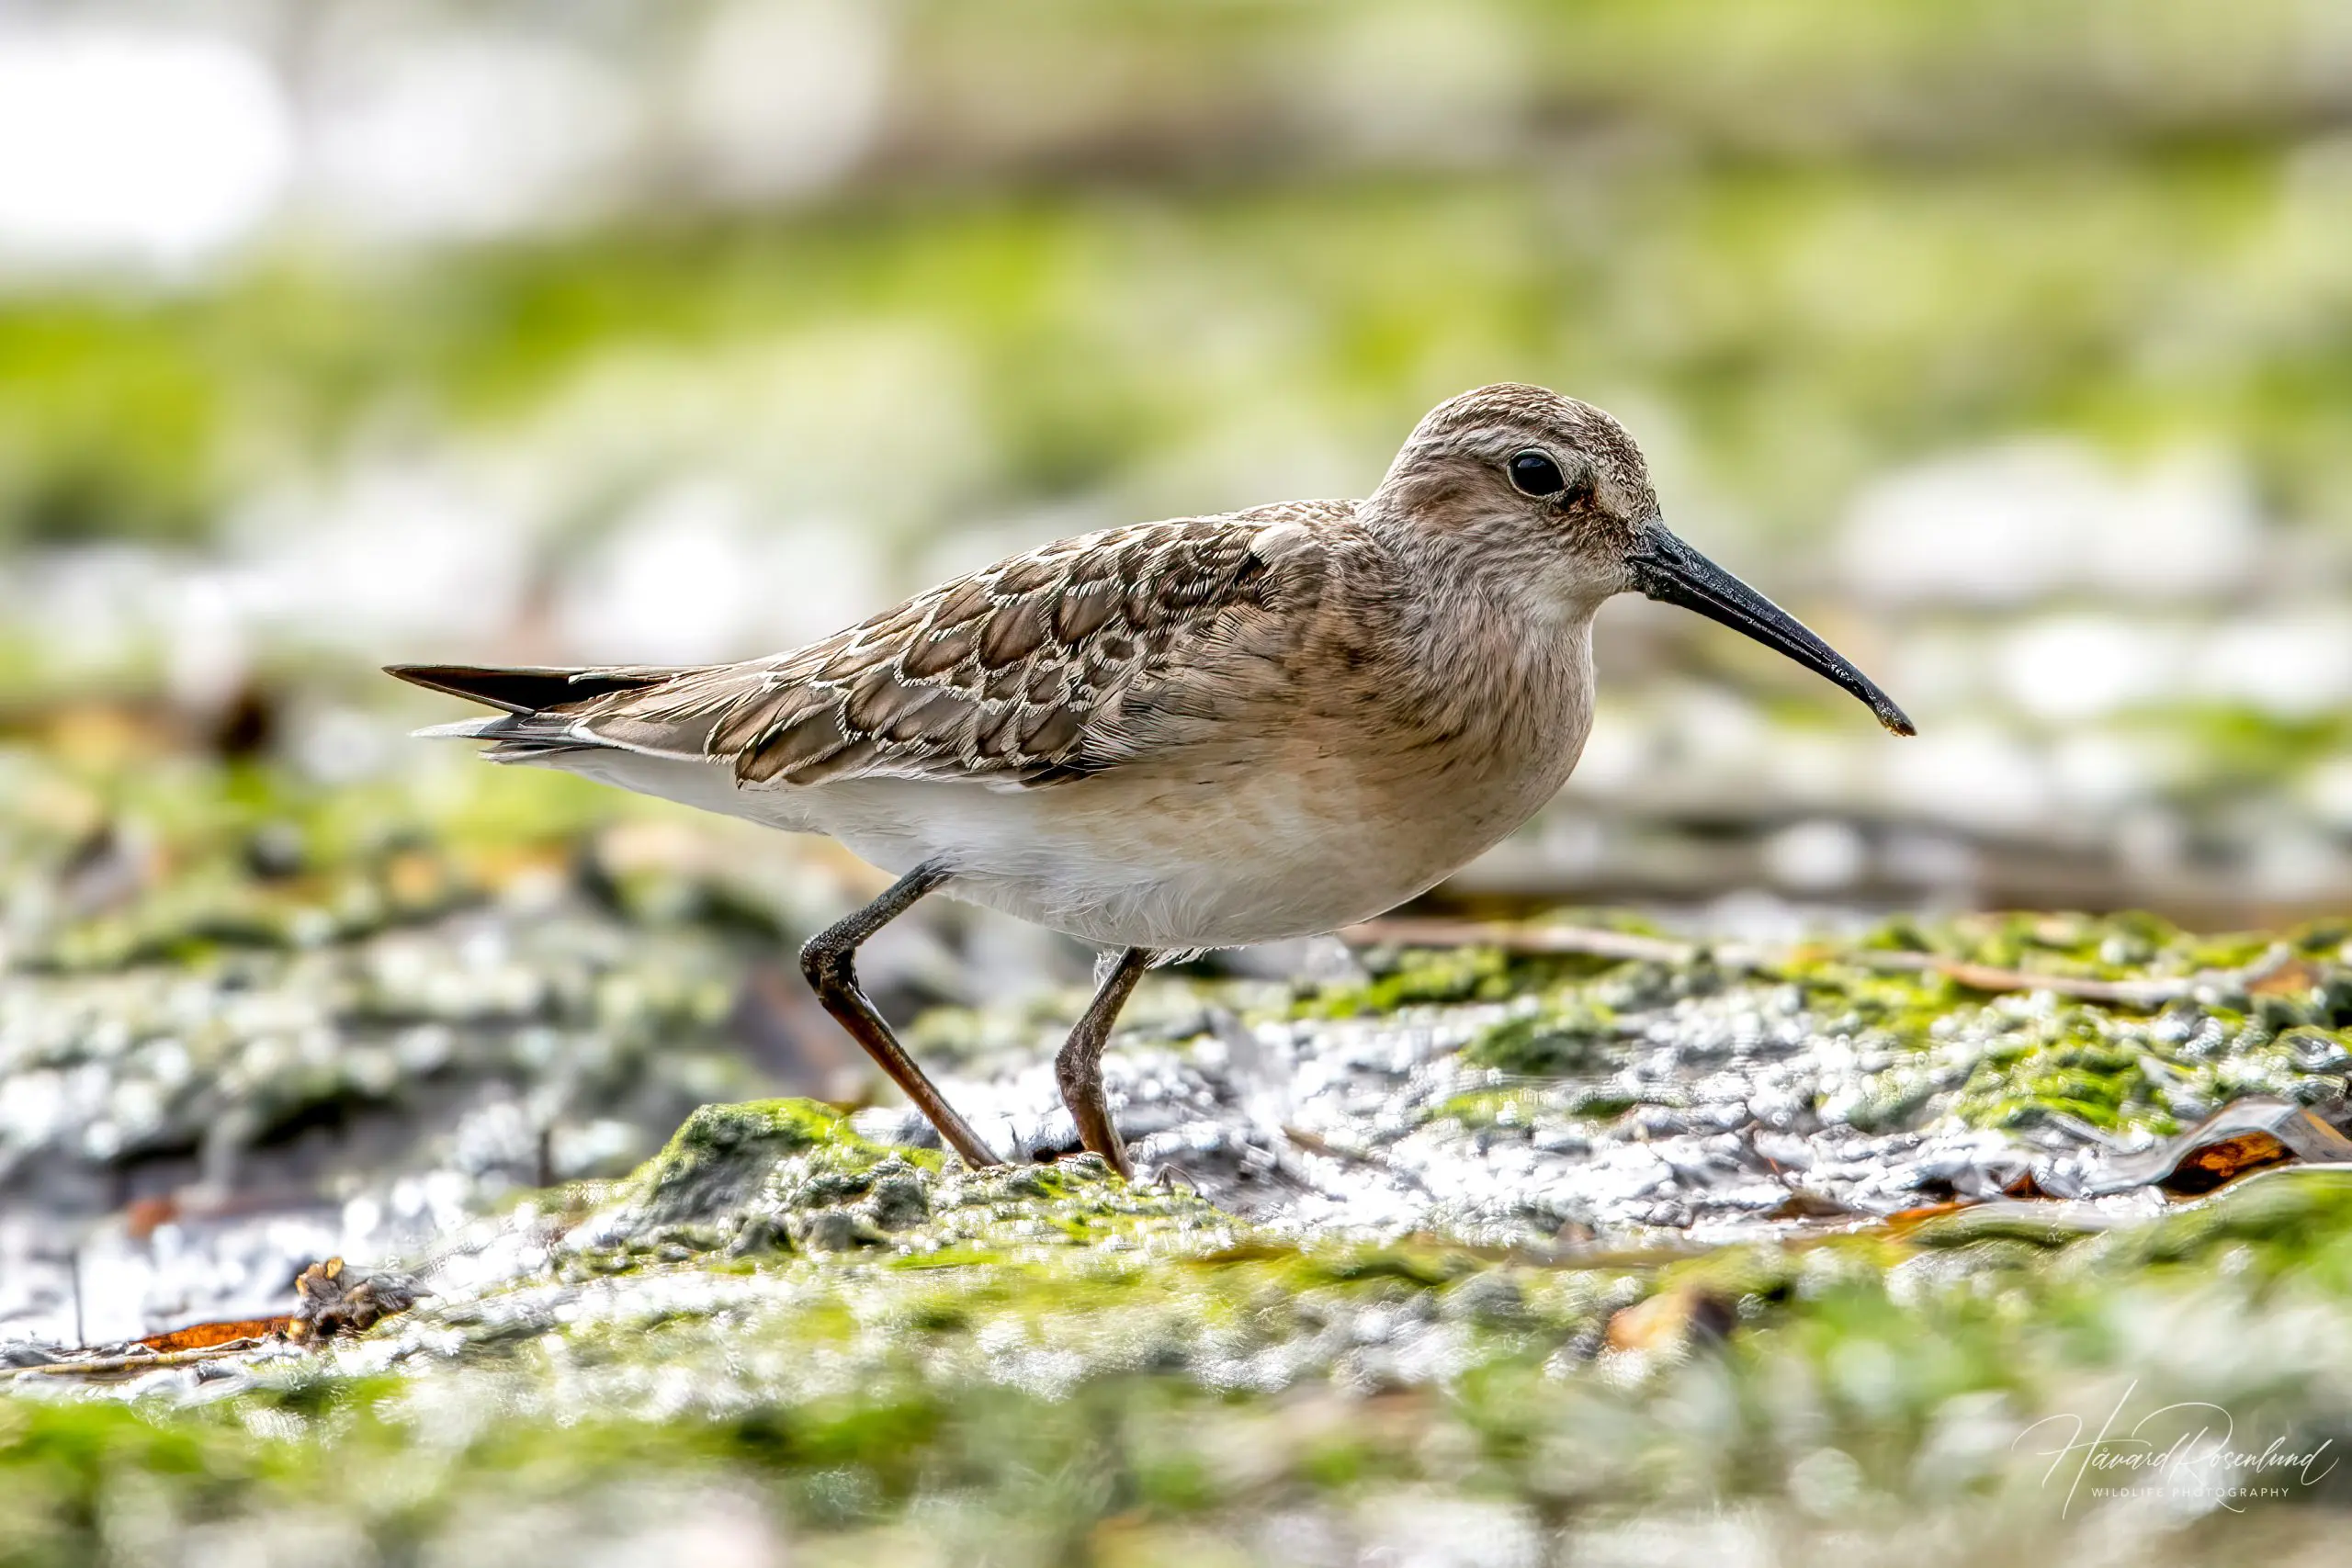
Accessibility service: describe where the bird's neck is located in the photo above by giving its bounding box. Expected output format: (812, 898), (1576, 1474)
(1356, 513), (1600, 770)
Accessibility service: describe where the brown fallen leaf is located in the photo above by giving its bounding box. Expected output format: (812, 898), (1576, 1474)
(1605, 1287), (1736, 1353)
(2082, 1097), (2352, 1198)
(2003, 1169), (2053, 1201)
(1878, 1199), (1979, 1234)
(139, 1316), (289, 1353)
(2166, 1131), (2296, 1192)
(2247, 958), (2321, 997)
(123, 1194), (180, 1241)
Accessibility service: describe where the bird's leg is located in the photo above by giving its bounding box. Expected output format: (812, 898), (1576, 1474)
(1056, 946), (1155, 1179)
(799, 861), (1001, 1168)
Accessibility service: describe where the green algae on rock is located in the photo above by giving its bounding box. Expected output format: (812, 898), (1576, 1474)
(1418, 912), (2352, 1149)
(557, 1100), (1245, 1277)
(16, 1122), (2352, 1561)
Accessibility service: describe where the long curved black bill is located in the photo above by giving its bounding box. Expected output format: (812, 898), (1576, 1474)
(1628, 525), (1915, 736)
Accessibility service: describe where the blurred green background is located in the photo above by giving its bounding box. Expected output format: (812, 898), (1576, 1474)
(16, 6), (2352, 1556)
(6, 0), (2352, 945)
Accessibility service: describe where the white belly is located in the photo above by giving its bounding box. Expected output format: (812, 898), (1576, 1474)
(823, 768), (1470, 949)
(533, 739), (1579, 951)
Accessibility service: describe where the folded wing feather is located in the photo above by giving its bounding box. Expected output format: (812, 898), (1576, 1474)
(390, 503), (1339, 791)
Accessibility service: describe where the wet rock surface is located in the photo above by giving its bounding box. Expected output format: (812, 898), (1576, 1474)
(0, 899), (770, 1342)
(10, 801), (2352, 1560)
(11, 1094), (2352, 1562)
(861, 912), (2352, 1246)
(11, 897), (2352, 1345)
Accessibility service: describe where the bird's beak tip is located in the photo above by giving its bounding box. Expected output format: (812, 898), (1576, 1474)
(1630, 525), (1916, 740)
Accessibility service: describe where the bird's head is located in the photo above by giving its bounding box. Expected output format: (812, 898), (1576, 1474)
(1373, 383), (1915, 736)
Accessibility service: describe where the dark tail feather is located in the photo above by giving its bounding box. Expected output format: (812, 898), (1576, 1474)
(482, 731), (601, 761)
(384, 663), (684, 716)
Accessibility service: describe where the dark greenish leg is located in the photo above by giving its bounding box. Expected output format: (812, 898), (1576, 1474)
(799, 861), (1001, 1168)
(1057, 946), (1154, 1179)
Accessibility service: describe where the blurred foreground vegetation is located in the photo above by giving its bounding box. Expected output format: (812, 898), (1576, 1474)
(9, 1100), (2352, 1564)
(7, 736), (2352, 1558)
(10, 3), (2352, 1560)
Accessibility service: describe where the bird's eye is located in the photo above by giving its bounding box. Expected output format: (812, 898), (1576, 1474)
(1509, 449), (1567, 498)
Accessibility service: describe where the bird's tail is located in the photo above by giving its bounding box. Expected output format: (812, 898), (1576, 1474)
(385, 663), (684, 714)
(385, 663), (691, 759)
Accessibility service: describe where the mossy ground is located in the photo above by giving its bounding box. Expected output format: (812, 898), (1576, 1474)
(12, 1092), (2352, 1563)
(10, 768), (2352, 1561)
(1363, 912), (2352, 1144)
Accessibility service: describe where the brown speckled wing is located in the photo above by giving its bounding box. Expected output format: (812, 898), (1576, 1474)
(563, 503), (1341, 788)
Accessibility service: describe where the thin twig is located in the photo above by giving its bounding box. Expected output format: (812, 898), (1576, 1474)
(1341, 919), (1702, 965)
(5, 1337), (274, 1381)
(1845, 942), (2296, 1007)
(1281, 1123), (1431, 1192)
(1340, 920), (2300, 1009)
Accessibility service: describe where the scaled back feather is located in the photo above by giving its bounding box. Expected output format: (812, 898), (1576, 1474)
(393, 503), (1340, 791)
